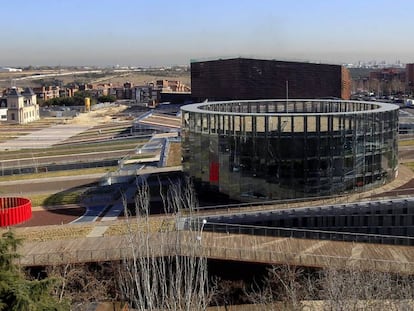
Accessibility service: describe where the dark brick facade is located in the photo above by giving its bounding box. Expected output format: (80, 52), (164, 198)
(406, 63), (414, 92)
(191, 58), (351, 101)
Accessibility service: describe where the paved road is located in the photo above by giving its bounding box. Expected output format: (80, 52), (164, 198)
(0, 174), (105, 195)
(0, 149), (134, 170)
(72, 204), (107, 223)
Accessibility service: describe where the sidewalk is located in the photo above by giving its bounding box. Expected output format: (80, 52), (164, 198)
(0, 124), (92, 150)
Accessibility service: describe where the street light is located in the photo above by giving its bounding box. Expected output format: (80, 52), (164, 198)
(196, 219), (207, 243)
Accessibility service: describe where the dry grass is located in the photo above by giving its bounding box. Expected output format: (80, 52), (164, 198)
(0, 216), (174, 243)
(166, 142), (181, 167)
(0, 69), (190, 86)
(406, 162), (414, 171)
(2, 224), (95, 242)
(89, 72), (190, 87)
(399, 140), (414, 147)
(69, 105), (129, 126)
(104, 217), (175, 236)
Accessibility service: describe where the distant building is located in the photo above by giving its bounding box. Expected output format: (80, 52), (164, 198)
(0, 67), (22, 72)
(156, 80), (191, 93)
(132, 85), (158, 103)
(369, 68), (405, 96)
(132, 80), (191, 106)
(406, 63), (414, 93)
(369, 68), (405, 82)
(92, 83), (111, 96)
(5, 87), (40, 124)
(155, 80), (191, 105)
(191, 57), (351, 101)
(0, 97), (7, 120)
(123, 81), (133, 99)
(0, 97), (7, 121)
(0, 108), (7, 121)
(32, 86), (61, 101)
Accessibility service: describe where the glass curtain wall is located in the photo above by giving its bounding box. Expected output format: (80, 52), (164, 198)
(182, 100), (399, 201)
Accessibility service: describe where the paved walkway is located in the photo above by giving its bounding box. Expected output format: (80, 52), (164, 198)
(0, 124), (92, 150)
(15, 230), (414, 274)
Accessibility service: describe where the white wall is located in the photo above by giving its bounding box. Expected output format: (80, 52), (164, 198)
(0, 108), (7, 121)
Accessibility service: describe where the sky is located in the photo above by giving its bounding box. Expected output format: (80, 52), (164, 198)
(1, 0), (413, 67)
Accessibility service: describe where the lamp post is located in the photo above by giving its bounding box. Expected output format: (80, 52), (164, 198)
(285, 80), (289, 111)
(196, 219), (207, 243)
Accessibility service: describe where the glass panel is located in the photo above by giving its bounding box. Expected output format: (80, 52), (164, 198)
(256, 116), (265, 133)
(320, 116), (328, 132)
(307, 116), (317, 132)
(293, 116), (305, 132)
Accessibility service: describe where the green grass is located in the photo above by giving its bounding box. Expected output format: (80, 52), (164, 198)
(0, 166), (117, 182)
(28, 189), (84, 207)
(28, 194), (53, 207)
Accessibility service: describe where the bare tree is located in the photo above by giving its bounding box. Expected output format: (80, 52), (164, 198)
(241, 263), (414, 311)
(46, 262), (116, 310)
(244, 265), (318, 311)
(320, 267), (414, 311)
(211, 279), (246, 310)
(117, 176), (212, 310)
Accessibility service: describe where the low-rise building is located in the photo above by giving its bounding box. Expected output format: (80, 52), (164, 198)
(406, 63), (414, 93)
(132, 85), (152, 103)
(132, 80), (191, 106)
(0, 67), (22, 72)
(156, 80), (190, 93)
(33, 86), (60, 101)
(5, 87), (40, 124)
(0, 97), (7, 121)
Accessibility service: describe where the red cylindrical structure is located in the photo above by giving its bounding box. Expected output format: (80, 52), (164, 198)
(0, 197), (32, 227)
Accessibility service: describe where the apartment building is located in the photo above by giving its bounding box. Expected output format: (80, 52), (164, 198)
(406, 63), (414, 93)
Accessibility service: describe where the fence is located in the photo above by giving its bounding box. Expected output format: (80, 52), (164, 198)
(17, 235), (414, 274)
(193, 191), (414, 219)
(0, 197), (32, 226)
(197, 221), (414, 246)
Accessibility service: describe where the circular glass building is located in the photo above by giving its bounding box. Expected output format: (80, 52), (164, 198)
(181, 99), (399, 201)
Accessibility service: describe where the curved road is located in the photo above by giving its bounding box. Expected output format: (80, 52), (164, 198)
(0, 149), (134, 170)
(0, 173), (105, 195)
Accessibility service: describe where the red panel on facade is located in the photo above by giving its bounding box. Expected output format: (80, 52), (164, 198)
(0, 197), (32, 227)
(209, 161), (220, 182)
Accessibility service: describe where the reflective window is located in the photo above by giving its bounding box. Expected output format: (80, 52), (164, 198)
(181, 100), (399, 201)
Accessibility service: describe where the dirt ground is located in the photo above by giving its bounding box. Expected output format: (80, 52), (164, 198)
(0, 70), (190, 89)
(69, 104), (129, 126)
